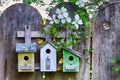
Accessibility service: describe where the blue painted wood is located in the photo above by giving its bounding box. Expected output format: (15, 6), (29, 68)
(16, 43), (36, 52)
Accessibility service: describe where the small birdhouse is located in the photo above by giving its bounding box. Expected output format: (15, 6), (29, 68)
(40, 41), (57, 72)
(16, 26), (36, 72)
(18, 52), (35, 72)
(16, 43), (36, 72)
(63, 48), (82, 72)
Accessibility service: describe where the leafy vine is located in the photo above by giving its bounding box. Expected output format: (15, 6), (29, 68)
(23, 0), (108, 50)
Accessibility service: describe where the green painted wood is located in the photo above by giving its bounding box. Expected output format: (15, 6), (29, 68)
(63, 49), (79, 72)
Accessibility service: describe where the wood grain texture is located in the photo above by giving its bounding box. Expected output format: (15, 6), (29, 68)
(0, 3), (42, 80)
(92, 3), (120, 80)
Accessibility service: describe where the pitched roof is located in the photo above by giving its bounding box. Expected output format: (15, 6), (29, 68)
(39, 41), (57, 49)
(64, 48), (83, 58)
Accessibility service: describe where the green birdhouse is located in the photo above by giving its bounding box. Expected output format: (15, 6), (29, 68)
(63, 48), (82, 72)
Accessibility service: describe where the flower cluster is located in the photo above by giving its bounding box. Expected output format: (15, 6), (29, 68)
(47, 7), (83, 30)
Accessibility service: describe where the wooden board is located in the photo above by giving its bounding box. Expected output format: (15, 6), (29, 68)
(92, 2), (120, 80)
(0, 2), (90, 80)
(0, 3), (42, 80)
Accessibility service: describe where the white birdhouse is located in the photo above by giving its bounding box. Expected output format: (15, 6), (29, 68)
(40, 41), (57, 72)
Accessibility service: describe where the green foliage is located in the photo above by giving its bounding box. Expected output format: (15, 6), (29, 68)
(23, 0), (108, 50)
(111, 58), (120, 71)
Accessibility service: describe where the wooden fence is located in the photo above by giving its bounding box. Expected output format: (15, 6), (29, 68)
(0, 1), (120, 80)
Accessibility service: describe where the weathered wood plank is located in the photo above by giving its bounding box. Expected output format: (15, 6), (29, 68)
(0, 3), (42, 80)
(17, 31), (66, 38)
(17, 31), (45, 38)
(25, 25), (31, 43)
(92, 2), (120, 80)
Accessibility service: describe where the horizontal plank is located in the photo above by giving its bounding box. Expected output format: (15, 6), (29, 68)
(17, 31), (46, 38)
(17, 63), (40, 70)
(17, 31), (66, 38)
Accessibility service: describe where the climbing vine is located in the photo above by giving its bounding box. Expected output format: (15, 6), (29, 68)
(23, 0), (108, 50)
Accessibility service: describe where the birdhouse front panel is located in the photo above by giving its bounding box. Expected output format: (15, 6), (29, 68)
(18, 52), (35, 72)
(16, 43), (36, 52)
(63, 50), (80, 72)
(40, 43), (56, 72)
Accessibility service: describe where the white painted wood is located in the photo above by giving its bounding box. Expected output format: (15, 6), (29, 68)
(66, 65), (76, 70)
(40, 43), (56, 72)
(20, 65), (32, 70)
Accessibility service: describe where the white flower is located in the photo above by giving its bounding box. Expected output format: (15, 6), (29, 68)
(55, 7), (71, 24)
(56, 7), (67, 15)
(84, 0), (89, 2)
(61, 13), (71, 24)
(76, 0), (84, 7)
(72, 14), (83, 29)
(47, 15), (59, 24)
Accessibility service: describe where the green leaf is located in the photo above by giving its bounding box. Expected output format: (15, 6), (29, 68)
(112, 66), (120, 71)
(61, 39), (65, 43)
(23, 0), (32, 4)
(85, 22), (91, 28)
(66, 24), (71, 28)
(32, 0), (37, 3)
(111, 59), (117, 63)
(58, 0), (64, 3)
(71, 0), (77, 4)
(41, 28), (46, 33)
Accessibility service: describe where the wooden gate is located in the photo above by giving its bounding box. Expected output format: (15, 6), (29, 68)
(92, 2), (120, 80)
(0, 3), (90, 80)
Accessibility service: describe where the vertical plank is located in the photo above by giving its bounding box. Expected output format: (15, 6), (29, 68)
(92, 2), (120, 80)
(0, 3), (42, 80)
(25, 25), (31, 43)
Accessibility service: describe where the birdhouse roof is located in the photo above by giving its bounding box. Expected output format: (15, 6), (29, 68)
(39, 41), (57, 49)
(63, 48), (83, 58)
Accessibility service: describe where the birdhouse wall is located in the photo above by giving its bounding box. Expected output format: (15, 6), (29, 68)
(18, 52), (35, 72)
(63, 50), (80, 72)
(40, 43), (56, 72)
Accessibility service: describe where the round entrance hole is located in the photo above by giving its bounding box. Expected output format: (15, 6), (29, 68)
(24, 56), (29, 61)
(69, 56), (74, 61)
(46, 49), (51, 54)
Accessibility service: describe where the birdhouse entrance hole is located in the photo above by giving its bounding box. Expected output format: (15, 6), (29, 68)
(69, 56), (74, 61)
(46, 49), (51, 54)
(24, 56), (29, 61)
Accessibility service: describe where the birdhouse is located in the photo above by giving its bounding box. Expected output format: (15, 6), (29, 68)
(16, 43), (36, 72)
(16, 26), (37, 72)
(63, 48), (82, 72)
(40, 41), (57, 72)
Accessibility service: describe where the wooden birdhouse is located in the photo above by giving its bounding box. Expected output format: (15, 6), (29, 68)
(18, 52), (35, 72)
(16, 25), (36, 72)
(40, 41), (57, 72)
(16, 43), (36, 72)
(63, 48), (82, 72)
